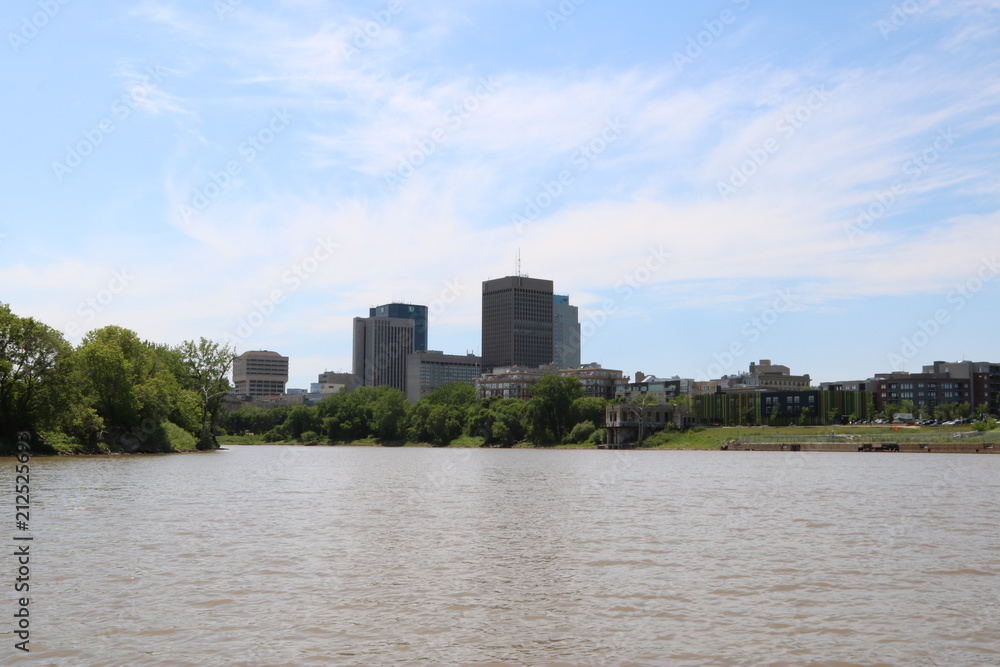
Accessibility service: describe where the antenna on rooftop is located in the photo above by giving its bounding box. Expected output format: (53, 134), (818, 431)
(516, 248), (521, 277)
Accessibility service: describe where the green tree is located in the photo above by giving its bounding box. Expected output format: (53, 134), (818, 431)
(0, 304), (73, 449)
(565, 420), (596, 444)
(178, 338), (234, 449)
(768, 403), (781, 426)
(527, 375), (584, 444)
(76, 326), (150, 434)
(370, 387), (408, 441)
(570, 396), (607, 427)
(422, 382), (477, 407)
(467, 398), (528, 446)
(668, 394), (693, 410)
(75, 326), (196, 451)
(285, 405), (320, 440)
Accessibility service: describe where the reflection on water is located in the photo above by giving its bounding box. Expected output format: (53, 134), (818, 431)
(4, 446), (999, 666)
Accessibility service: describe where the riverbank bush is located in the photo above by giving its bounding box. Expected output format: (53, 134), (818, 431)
(0, 304), (234, 454)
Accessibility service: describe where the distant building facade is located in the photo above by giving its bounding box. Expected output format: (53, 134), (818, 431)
(352, 315), (415, 392)
(615, 372), (693, 403)
(718, 359), (811, 393)
(605, 403), (698, 445)
(313, 372), (355, 395)
(696, 390), (875, 426)
(819, 379), (876, 393)
(552, 294), (581, 369)
(233, 350), (289, 399)
(558, 363), (623, 400)
(476, 366), (546, 400)
(692, 380), (720, 396)
(370, 303), (428, 352)
(406, 350), (482, 403)
(482, 276), (554, 373)
(874, 372), (970, 412)
(922, 361), (1000, 411)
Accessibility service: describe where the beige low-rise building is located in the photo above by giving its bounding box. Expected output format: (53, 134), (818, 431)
(233, 350), (289, 399)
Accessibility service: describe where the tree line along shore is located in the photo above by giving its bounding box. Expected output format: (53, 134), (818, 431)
(2, 303), (996, 455)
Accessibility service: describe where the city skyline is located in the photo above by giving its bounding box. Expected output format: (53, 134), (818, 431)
(3, 1), (999, 391)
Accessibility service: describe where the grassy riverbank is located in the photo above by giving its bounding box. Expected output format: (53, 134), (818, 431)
(218, 423), (984, 450)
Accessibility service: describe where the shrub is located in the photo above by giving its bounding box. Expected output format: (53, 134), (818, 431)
(300, 430), (321, 445)
(263, 428), (285, 442)
(565, 420), (596, 444)
(972, 418), (998, 432)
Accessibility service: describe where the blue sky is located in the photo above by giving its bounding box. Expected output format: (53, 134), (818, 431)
(2, 0), (999, 390)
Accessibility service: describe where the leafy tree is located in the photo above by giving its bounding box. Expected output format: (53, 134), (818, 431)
(570, 396), (606, 427)
(0, 304), (73, 449)
(526, 374), (584, 444)
(75, 326), (200, 451)
(768, 403), (781, 426)
(467, 398), (528, 446)
(221, 406), (289, 435)
(369, 387), (408, 441)
(971, 417), (998, 432)
(178, 338), (234, 449)
(422, 382), (477, 407)
(668, 394), (693, 410)
(564, 420), (596, 444)
(76, 327), (153, 437)
(286, 405), (320, 440)
(406, 383), (476, 445)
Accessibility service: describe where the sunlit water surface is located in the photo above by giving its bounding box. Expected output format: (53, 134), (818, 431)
(4, 446), (999, 666)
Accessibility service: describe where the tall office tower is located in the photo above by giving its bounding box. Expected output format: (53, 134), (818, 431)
(233, 350), (289, 398)
(552, 294), (581, 369)
(352, 316), (415, 391)
(370, 303), (428, 352)
(481, 276), (553, 373)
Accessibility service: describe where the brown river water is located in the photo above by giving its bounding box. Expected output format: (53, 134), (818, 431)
(3, 445), (998, 666)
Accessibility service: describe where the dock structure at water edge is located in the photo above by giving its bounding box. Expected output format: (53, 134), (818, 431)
(725, 431), (1000, 454)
